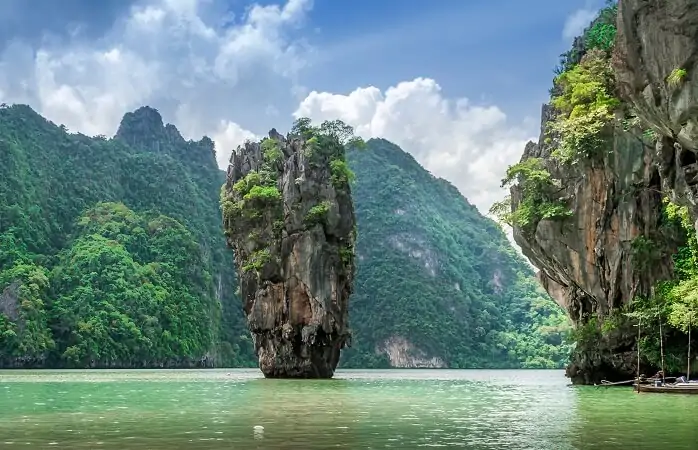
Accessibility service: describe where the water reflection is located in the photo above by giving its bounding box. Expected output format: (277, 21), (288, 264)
(0, 369), (696, 449)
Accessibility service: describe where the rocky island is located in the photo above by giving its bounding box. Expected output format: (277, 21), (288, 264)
(221, 119), (362, 378)
(492, 0), (698, 384)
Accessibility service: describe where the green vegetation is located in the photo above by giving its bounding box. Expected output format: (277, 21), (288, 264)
(261, 138), (283, 165)
(489, 158), (571, 233)
(667, 68), (688, 87)
(0, 105), (254, 367)
(583, 1), (618, 52)
(630, 235), (663, 272)
(549, 6), (621, 162)
(51, 204), (215, 366)
(242, 249), (272, 273)
(643, 128), (659, 142)
(330, 159), (356, 187)
(305, 201), (331, 226)
(550, 49), (620, 164)
(0, 263), (54, 363)
(220, 118), (363, 277)
(244, 185), (282, 203)
(555, 1), (618, 74)
(1, 105), (572, 369)
(339, 244), (353, 266)
(292, 118), (365, 166)
(293, 118), (366, 150)
(3, 202), (220, 367)
(223, 145), (283, 244)
(602, 201), (698, 374)
(342, 139), (573, 369)
(492, 4), (619, 235)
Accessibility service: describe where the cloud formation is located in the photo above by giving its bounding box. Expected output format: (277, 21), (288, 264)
(0, 0), (312, 166)
(294, 78), (536, 216)
(562, 8), (597, 40)
(0, 0), (539, 222)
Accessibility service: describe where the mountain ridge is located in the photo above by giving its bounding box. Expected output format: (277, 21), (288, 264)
(0, 103), (571, 369)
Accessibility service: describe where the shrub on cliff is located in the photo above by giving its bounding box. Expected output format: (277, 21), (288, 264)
(584, 1), (618, 52)
(493, 7), (621, 235)
(489, 158), (571, 232)
(549, 49), (620, 164)
(221, 118), (364, 278)
(555, 0), (617, 75)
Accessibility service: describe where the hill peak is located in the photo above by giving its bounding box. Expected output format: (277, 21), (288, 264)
(115, 106), (185, 151)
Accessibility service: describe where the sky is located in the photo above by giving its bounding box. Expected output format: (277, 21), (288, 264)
(0, 0), (607, 219)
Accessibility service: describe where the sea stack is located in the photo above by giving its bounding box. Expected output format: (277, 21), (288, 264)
(221, 119), (360, 378)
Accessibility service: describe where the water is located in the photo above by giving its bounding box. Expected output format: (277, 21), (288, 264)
(0, 369), (696, 449)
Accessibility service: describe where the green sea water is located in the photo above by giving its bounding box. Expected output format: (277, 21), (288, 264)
(0, 369), (697, 449)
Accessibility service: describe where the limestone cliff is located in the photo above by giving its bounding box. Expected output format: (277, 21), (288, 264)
(221, 121), (358, 378)
(501, 0), (698, 384)
(511, 104), (673, 384)
(614, 0), (698, 217)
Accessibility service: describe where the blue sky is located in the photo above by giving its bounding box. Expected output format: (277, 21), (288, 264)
(0, 0), (606, 215)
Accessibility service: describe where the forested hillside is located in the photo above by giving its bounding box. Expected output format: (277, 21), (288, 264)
(342, 139), (572, 368)
(0, 104), (254, 367)
(0, 104), (572, 369)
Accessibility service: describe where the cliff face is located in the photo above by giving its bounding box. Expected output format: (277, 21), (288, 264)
(512, 106), (673, 384)
(504, 0), (698, 384)
(221, 123), (357, 378)
(614, 0), (698, 217)
(514, 107), (666, 322)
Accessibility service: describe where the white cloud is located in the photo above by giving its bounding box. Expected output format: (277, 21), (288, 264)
(0, 0), (538, 252)
(294, 78), (536, 217)
(562, 8), (597, 40)
(211, 120), (259, 168)
(0, 0), (313, 166)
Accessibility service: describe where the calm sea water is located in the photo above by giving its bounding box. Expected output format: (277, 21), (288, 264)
(0, 369), (697, 449)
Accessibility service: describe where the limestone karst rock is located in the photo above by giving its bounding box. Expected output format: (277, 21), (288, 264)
(614, 0), (698, 220)
(221, 120), (359, 378)
(509, 104), (673, 384)
(499, 0), (698, 384)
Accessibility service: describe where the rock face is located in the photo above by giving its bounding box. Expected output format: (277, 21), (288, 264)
(512, 106), (673, 384)
(509, 0), (698, 384)
(514, 107), (665, 321)
(221, 126), (356, 378)
(614, 0), (698, 218)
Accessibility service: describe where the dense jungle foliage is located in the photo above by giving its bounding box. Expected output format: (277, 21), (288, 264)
(0, 105), (253, 367)
(342, 139), (572, 369)
(0, 104), (572, 369)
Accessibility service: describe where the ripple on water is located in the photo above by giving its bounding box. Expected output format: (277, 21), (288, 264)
(1, 369), (698, 449)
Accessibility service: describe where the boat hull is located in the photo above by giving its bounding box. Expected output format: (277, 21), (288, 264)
(636, 384), (698, 394)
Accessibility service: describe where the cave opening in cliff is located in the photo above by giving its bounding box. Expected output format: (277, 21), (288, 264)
(679, 148), (697, 168)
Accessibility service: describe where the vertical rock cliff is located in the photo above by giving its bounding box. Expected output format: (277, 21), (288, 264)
(221, 120), (359, 378)
(614, 0), (698, 216)
(497, 1), (698, 384)
(511, 104), (674, 384)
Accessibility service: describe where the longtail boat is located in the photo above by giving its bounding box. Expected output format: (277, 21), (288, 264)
(636, 382), (698, 394)
(630, 307), (696, 395)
